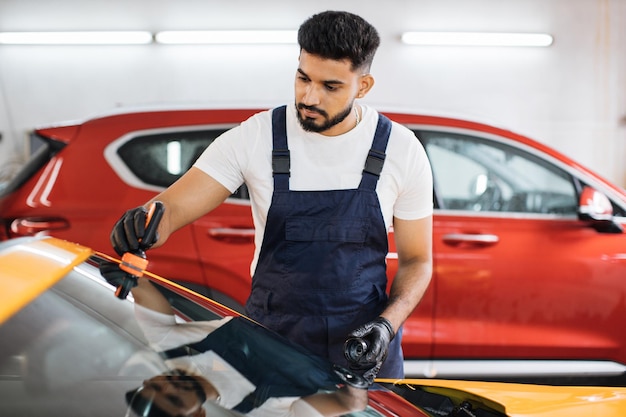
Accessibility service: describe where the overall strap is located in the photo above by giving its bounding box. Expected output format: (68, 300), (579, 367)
(359, 114), (392, 191)
(271, 105), (290, 191)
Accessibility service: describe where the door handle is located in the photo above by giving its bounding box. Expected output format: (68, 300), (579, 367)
(11, 217), (70, 235)
(208, 227), (255, 243)
(442, 233), (499, 247)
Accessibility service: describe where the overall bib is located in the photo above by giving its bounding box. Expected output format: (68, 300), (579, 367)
(245, 105), (404, 378)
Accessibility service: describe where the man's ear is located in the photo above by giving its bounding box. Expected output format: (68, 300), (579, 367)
(356, 74), (375, 98)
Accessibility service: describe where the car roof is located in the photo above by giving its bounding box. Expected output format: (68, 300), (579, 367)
(0, 236), (93, 323)
(35, 101), (506, 136)
(34, 104), (623, 201)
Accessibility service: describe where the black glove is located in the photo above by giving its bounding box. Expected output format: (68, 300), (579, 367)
(332, 365), (369, 389)
(345, 317), (395, 384)
(99, 260), (137, 290)
(110, 206), (160, 256)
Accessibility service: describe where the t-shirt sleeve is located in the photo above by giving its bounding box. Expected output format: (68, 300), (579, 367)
(392, 127), (434, 220)
(193, 111), (269, 193)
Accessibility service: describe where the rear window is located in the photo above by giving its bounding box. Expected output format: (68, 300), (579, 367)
(0, 133), (65, 197)
(116, 128), (249, 199)
(117, 129), (226, 188)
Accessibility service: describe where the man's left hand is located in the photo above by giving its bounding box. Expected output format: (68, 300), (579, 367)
(346, 317), (395, 383)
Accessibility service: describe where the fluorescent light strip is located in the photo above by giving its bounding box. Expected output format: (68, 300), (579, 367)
(404, 359), (626, 378)
(401, 31), (553, 47)
(155, 30), (298, 45)
(0, 31), (153, 45)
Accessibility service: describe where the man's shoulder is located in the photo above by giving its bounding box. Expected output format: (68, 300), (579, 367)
(363, 106), (413, 133)
(242, 108), (274, 125)
(219, 108), (274, 142)
(389, 119), (419, 144)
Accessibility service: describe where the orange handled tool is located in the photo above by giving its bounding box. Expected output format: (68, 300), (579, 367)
(115, 201), (165, 299)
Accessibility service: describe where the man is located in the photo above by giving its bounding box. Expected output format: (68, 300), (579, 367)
(111, 271), (369, 417)
(110, 10), (433, 380)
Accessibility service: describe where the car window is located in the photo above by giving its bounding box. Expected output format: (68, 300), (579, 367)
(417, 130), (578, 215)
(116, 129), (251, 199)
(117, 129), (226, 188)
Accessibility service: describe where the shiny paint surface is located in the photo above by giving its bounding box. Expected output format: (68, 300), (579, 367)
(431, 213), (626, 361)
(0, 236), (91, 322)
(2, 107), (626, 379)
(380, 379), (626, 416)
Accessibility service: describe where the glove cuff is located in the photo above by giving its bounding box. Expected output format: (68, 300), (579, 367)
(376, 316), (395, 340)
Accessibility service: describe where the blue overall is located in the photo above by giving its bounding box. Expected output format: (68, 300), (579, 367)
(245, 105), (404, 378)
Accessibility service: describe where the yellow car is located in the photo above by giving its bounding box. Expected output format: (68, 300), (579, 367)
(1, 235), (625, 417)
(376, 379), (626, 416)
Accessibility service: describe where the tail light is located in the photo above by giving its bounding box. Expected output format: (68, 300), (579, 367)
(9, 217), (70, 237)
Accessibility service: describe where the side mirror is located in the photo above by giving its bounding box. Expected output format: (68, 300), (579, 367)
(577, 186), (623, 233)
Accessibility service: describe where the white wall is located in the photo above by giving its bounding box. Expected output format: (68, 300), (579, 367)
(1, 0), (625, 186)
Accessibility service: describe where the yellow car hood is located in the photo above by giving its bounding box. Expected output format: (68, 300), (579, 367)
(380, 378), (626, 416)
(0, 236), (93, 323)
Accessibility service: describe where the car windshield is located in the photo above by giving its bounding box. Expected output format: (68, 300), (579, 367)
(0, 265), (156, 416)
(0, 260), (383, 416)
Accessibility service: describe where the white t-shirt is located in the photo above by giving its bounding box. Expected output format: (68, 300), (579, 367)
(134, 305), (323, 417)
(194, 103), (433, 274)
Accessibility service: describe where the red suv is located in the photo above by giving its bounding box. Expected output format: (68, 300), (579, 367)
(2, 106), (625, 382)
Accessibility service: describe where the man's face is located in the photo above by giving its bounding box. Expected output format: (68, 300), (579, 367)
(295, 50), (366, 136)
(137, 374), (205, 416)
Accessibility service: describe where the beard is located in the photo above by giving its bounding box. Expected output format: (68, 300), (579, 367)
(295, 102), (354, 133)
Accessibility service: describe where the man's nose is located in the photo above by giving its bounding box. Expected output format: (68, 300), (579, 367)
(302, 84), (321, 105)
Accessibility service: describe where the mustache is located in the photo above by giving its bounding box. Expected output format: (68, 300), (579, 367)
(297, 103), (328, 118)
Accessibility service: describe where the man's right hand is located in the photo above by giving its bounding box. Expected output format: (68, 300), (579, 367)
(110, 206), (160, 256)
(99, 259), (135, 289)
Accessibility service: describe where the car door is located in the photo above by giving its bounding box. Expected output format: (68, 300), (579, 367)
(417, 129), (626, 372)
(108, 125), (255, 311)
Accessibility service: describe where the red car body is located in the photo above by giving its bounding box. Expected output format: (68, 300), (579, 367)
(2, 106), (626, 381)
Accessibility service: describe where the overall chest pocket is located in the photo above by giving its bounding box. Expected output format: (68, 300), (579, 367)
(285, 216), (368, 243)
(281, 216), (371, 291)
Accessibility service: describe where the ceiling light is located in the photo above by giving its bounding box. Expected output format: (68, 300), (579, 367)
(401, 32), (553, 47)
(0, 31), (153, 45)
(155, 30), (298, 45)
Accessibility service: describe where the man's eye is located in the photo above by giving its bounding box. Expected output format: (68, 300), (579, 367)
(325, 84), (337, 91)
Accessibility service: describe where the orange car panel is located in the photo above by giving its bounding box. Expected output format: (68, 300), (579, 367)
(0, 237), (92, 322)
(382, 379), (626, 416)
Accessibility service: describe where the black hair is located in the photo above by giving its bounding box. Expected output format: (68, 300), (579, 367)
(125, 388), (172, 417)
(297, 10), (380, 72)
